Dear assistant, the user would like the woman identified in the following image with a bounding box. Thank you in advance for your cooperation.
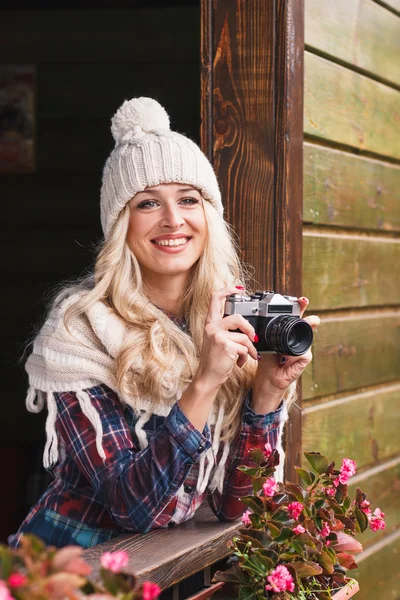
[9,97,319,549]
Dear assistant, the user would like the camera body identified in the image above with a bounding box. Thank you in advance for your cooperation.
[224,290,313,356]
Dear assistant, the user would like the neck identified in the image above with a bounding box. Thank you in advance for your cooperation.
[143,272,188,317]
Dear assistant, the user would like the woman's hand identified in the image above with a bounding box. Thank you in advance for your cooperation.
[251,297,320,413]
[179,285,258,432]
[193,285,259,393]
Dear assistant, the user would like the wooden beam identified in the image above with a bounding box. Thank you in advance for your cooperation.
[83,504,239,590]
[274,0,305,480]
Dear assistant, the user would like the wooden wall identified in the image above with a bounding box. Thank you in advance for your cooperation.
[302,1,400,597]
[1,4,199,541]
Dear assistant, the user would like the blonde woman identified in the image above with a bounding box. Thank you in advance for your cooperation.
[9,98,319,549]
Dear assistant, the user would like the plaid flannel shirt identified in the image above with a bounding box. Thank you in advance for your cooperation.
[9,385,282,549]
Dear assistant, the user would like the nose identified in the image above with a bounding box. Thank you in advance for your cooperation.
[161,203,185,229]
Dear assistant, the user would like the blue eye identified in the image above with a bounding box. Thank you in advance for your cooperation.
[180,197,199,205]
[137,200,159,209]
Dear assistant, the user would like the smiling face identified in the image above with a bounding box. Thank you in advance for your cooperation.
[127,183,208,286]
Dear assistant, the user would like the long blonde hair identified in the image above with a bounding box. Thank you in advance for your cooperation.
[65,199,258,442]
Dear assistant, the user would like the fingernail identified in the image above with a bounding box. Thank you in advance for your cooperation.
[280,356,287,365]
[253,333,259,343]
[299,297,309,303]
[235,285,245,290]
[257,353,261,361]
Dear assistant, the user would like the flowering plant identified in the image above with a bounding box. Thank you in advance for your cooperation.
[0,535,161,600]
[213,446,385,599]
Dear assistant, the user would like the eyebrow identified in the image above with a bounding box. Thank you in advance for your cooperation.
[135,187,200,197]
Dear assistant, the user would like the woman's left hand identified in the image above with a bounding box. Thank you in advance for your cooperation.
[251,297,320,410]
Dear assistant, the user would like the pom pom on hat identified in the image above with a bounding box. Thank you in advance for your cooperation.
[111,97,170,143]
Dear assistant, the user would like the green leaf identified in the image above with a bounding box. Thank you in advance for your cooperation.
[343,495,351,512]
[213,564,248,585]
[252,477,266,494]
[249,448,267,467]
[295,467,315,486]
[243,529,273,547]
[354,505,369,533]
[271,508,289,522]
[284,482,305,502]
[317,549,335,574]
[265,522,280,537]
[304,452,329,475]
[238,585,256,600]
[272,527,293,543]
[239,534,264,549]
[289,561,323,577]
[336,515,356,531]
[240,496,264,515]
[237,466,259,477]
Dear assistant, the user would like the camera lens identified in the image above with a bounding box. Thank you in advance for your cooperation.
[265,316,313,356]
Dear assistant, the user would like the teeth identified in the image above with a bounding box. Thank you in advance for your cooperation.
[154,238,188,246]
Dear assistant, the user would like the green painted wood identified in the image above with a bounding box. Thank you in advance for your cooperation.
[305,0,400,86]
[1,8,199,63]
[37,62,199,120]
[303,143,400,232]
[303,232,400,310]
[348,460,400,547]
[352,533,400,599]
[302,312,400,399]
[303,385,400,469]
[304,52,400,159]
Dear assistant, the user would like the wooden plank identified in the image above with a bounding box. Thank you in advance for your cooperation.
[348,458,400,547]
[1,8,199,63]
[274,0,305,481]
[305,0,400,86]
[303,142,400,232]
[1,174,101,230]
[302,384,400,469]
[37,62,199,120]
[302,312,400,399]
[205,0,276,287]
[303,231,400,310]
[83,504,240,590]
[351,531,400,599]
[304,52,400,159]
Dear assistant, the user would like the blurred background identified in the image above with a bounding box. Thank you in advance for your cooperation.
[1,1,400,598]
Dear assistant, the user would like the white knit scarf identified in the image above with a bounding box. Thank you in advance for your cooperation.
[25,290,289,494]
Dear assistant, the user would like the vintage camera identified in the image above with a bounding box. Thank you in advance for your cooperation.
[224,290,313,356]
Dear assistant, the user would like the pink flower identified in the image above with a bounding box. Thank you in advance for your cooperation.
[241,509,252,526]
[287,501,303,520]
[360,500,371,516]
[263,477,278,497]
[341,458,357,477]
[293,524,305,535]
[265,565,295,593]
[320,524,331,538]
[325,486,336,497]
[369,508,386,532]
[333,458,357,487]
[100,551,129,573]
[0,581,15,600]
[142,581,161,600]
[264,443,272,458]
[7,574,27,588]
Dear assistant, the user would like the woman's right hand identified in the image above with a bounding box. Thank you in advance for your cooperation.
[193,285,258,393]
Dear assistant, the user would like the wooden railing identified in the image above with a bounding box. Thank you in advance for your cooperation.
[83,504,240,599]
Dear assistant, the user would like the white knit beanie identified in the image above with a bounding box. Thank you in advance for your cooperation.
[100,97,223,238]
